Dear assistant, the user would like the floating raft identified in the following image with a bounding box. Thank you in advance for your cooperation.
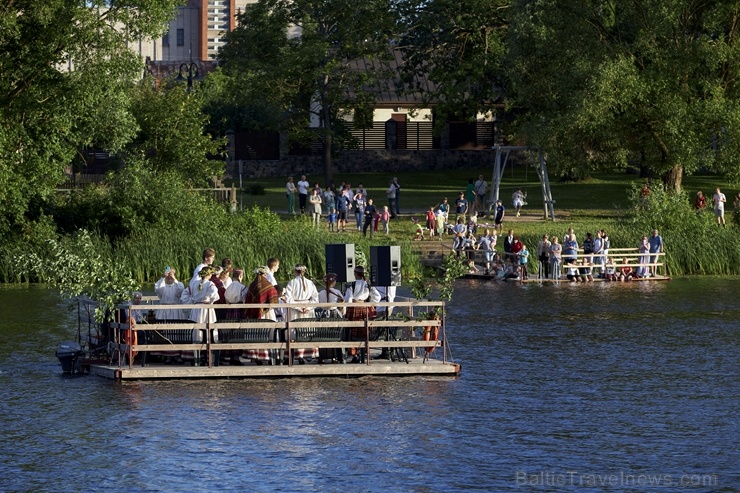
[73,299,461,381]
[89,357,460,380]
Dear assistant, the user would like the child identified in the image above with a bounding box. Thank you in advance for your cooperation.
[518,243,530,280]
[435,209,446,240]
[380,206,391,234]
[425,206,436,239]
[412,217,424,240]
[328,207,338,232]
[467,211,478,234]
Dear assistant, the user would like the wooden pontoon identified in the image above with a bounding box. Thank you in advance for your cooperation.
[461,248,671,282]
[71,298,461,380]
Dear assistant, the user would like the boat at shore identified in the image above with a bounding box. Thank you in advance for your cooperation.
[58,297,461,380]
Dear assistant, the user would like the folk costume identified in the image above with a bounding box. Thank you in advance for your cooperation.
[283,265,320,361]
[242,267,281,364]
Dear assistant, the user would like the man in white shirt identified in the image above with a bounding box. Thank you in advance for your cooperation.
[297,175,310,214]
[713,187,726,226]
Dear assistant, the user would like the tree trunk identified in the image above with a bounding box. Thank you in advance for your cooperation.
[320,89,334,186]
[323,131,333,186]
[662,164,683,192]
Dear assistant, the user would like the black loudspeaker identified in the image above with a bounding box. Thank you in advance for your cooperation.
[325,243,356,283]
[370,246,402,286]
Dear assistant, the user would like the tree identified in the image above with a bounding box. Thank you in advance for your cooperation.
[507,0,740,190]
[395,0,510,123]
[0,0,180,231]
[127,80,225,183]
[219,0,397,185]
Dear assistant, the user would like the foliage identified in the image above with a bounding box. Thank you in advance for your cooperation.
[247,183,266,195]
[44,162,224,239]
[395,0,509,123]
[618,184,740,275]
[218,0,397,184]
[507,0,740,190]
[409,253,467,317]
[17,230,139,322]
[0,0,181,231]
[126,80,226,183]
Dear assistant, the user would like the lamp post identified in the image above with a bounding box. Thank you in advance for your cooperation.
[175,61,199,91]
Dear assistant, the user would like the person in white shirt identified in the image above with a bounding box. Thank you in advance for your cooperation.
[192,247,215,280]
[318,273,345,318]
[713,187,726,225]
[154,268,184,320]
[297,175,310,215]
[283,264,319,320]
[512,188,525,217]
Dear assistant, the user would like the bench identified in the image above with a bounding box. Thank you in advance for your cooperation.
[290,317,347,363]
[216,319,278,365]
[140,319,195,366]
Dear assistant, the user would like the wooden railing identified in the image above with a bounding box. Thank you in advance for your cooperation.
[103,299,448,369]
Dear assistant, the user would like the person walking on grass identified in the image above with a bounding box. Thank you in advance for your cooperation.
[713,187,726,226]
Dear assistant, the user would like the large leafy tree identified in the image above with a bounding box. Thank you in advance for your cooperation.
[507,0,740,190]
[127,81,225,182]
[395,0,510,122]
[218,0,397,185]
[0,0,180,230]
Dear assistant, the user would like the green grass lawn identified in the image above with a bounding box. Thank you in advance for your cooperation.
[228,168,731,220]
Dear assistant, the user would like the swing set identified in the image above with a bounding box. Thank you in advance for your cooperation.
[486,146,556,221]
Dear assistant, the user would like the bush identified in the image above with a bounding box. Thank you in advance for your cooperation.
[247,182,266,195]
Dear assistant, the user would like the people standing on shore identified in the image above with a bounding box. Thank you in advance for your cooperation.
[494,199,505,235]
[455,191,469,223]
[536,234,551,279]
[353,186,367,231]
[503,229,515,262]
[549,236,562,279]
[309,188,323,227]
[380,205,391,234]
[477,228,497,275]
[363,198,377,238]
[297,175,309,215]
[694,191,706,210]
[563,231,578,265]
[285,176,297,214]
[648,229,663,276]
[473,174,488,216]
[386,180,398,219]
[391,177,401,216]
[713,187,726,226]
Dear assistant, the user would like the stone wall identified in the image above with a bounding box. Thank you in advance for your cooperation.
[230,150,498,179]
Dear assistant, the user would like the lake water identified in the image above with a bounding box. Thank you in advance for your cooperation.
[0,279,737,492]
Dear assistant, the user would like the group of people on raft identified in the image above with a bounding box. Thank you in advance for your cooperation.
[128,248,398,365]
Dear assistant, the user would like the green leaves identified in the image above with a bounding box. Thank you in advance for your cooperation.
[508,0,740,189]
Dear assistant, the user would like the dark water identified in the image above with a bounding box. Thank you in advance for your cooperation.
[0,279,737,493]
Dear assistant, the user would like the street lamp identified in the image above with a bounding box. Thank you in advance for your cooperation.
[175,61,200,91]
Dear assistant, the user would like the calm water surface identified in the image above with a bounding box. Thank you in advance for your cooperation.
[0,279,737,492]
